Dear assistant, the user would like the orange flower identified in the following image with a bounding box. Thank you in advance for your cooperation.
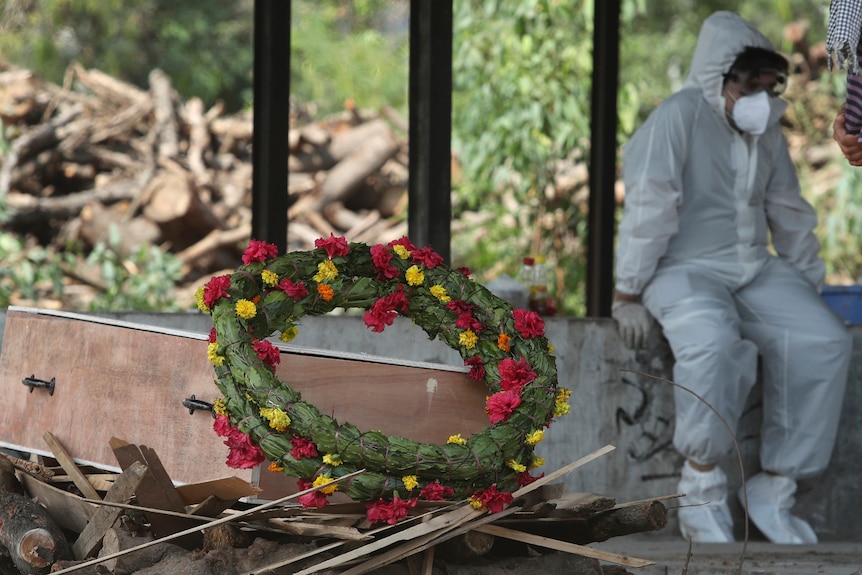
[252,294,261,304]
[317,283,335,302]
[268,461,284,473]
[497,333,511,352]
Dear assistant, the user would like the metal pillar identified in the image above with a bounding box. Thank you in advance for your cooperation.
[251,0,291,253]
[587,0,620,317]
[408,0,453,264]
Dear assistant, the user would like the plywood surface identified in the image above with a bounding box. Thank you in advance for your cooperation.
[0,308,490,493]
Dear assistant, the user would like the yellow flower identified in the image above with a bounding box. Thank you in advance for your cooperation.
[402,475,419,491]
[468,496,484,510]
[554,401,571,417]
[260,407,291,432]
[506,459,527,473]
[261,269,278,287]
[313,475,339,495]
[393,245,410,259]
[213,398,228,417]
[322,453,342,467]
[548,344,555,354]
[235,299,257,319]
[194,285,209,313]
[447,434,467,445]
[405,265,424,286]
[430,285,450,303]
[207,342,225,366]
[530,455,545,469]
[317,283,335,302]
[459,329,477,349]
[280,326,299,342]
[268,461,284,473]
[554,388,572,417]
[525,429,545,446]
[497,333,511,352]
[313,260,339,282]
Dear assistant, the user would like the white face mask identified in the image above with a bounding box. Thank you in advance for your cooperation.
[729,90,771,136]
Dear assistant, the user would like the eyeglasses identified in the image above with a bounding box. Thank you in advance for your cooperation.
[725,68,787,97]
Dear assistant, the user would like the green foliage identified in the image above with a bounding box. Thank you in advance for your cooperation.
[290,1,409,116]
[0,232,67,308]
[84,227,184,312]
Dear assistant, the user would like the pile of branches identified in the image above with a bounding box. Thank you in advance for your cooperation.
[0,62,410,307]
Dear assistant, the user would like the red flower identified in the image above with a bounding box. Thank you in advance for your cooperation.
[497,357,537,392]
[512,308,545,338]
[516,471,544,487]
[446,300,475,316]
[224,429,266,469]
[473,484,513,513]
[242,239,279,264]
[486,390,522,424]
[203,275,231,308]
[290,436,319,460]
[455,312,484,332]
[296,478,329,508]
[363,309,393,333]
[457,266,472,277]
[365,495,418,525]
[464,357,486,381]
[252,339,281,369]
[387,236,417,252]
[419,482,455,501]
[213,414,233,437]
[315,233,350,258]
[208,327,218,343]
[278,278,309,300]
[412,246,444,268]
[370,244,399,279]
[363,286,410,332]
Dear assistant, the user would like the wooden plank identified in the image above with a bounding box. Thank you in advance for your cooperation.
[19,473,96,533]
[0,309,244,485]
[42,431,102,501]
[110,440,202,548]
[0,307,489,498]
[72,461,147,559]
[475,524,654,568]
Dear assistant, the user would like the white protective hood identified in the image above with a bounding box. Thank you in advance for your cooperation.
[614,11,824,297]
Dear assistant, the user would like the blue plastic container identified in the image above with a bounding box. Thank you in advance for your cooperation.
[822,285,862,326]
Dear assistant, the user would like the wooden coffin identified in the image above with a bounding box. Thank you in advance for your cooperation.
[0,306,487,499]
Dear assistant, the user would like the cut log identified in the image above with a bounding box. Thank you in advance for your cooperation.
[313,128,399,210]
[141,165,222,249]
[0,491,73,574]
[148,69,179,160]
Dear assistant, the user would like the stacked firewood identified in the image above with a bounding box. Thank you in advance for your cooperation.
[0,62,410,306]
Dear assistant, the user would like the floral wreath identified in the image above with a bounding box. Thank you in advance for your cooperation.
[196,236,570,525]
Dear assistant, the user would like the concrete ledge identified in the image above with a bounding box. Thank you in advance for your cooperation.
[0,309,858,540]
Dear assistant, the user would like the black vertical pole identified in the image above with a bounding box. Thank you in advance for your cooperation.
[252,0,291,253]
[587,0,620,317]
[408,0,452,264]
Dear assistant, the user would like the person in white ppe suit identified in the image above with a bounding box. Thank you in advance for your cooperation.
[613,11,852,544]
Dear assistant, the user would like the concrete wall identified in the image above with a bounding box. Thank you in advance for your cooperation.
[0,309,858,541]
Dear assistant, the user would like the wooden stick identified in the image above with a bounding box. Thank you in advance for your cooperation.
[42,432,102,501]
[50,468,367,574]
[476,524,654,568]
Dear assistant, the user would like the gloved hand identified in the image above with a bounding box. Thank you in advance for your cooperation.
[611,300,654,349]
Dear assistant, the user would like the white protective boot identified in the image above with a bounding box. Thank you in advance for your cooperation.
[738,472,818,544]
[677,461,735,543]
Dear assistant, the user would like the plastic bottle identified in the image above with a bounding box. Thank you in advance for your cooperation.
[519,257,535,290]
[528,255,549,315]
